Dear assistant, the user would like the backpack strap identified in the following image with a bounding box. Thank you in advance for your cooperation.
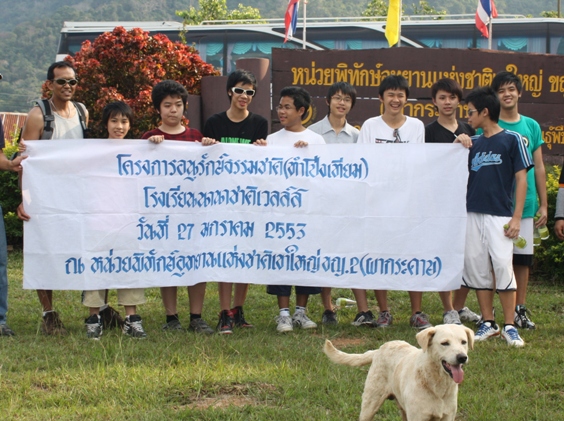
[72,101,89,138]
[34,99,54,140]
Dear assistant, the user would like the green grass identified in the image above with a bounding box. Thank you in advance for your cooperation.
[1,250,564,420]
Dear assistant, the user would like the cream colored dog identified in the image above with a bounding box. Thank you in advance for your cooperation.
[324,324,474,421]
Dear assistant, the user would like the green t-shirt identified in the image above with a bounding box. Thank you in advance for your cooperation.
[498,116,543,218]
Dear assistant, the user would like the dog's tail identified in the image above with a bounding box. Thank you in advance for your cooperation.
[323,339,376,367]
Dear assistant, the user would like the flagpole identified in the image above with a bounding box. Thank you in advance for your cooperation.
[398,0,402,47]
[488,19,492,49]
[303,0,307,49]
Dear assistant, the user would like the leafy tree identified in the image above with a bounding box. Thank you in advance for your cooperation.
[41,27,219,139]
[363,0,445,18]
[541,10,559,17]
[362,0,388,17]
[411,1,446,16]
[176,0,262,25]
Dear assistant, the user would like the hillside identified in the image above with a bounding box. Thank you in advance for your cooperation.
[0,0,559,114]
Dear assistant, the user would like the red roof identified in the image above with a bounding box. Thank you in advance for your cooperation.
[0,112,27,145]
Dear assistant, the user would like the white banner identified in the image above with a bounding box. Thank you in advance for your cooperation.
[22,139,468,291]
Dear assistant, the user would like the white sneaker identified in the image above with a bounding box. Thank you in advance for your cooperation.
[475,321,500,341]
[443,310,462,325]
[458,307,481,323]
[501,325,525,347]
[276,315,293,332]
[292,311,317,329]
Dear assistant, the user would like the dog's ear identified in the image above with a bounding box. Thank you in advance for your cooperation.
[416,327,436,351]
[464,326,475,350]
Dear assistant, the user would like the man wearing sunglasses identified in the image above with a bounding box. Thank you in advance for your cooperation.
[17,61,89,336]
[201,69,268,334]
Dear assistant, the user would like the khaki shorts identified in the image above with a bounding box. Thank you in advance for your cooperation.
[82,289,145,308]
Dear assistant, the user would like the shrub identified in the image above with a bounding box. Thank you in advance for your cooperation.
[41,26,219,139]
[0,129,23,247]
[533,165,564,280]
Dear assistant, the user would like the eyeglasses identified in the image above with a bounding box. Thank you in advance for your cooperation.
[331,95,352,103]
[231,87,255,97]
[467,109,479,116]
[276,105,295,111]
[52,78,78,86]
[393,128,402,143]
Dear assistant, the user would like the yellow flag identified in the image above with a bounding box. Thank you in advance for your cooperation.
[385,0,401,47]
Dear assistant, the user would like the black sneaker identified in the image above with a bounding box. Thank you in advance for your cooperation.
[351,310,376,327]
[231,306,254,328]
[0,324,15,336]
[123,315,147,338]
[514,305,536,330]
[322,309,338,325]
[99,306,125,330]
[162,319,185,332]
[189,318,214,335]
[217,310,234,334]
[85,314,103,340]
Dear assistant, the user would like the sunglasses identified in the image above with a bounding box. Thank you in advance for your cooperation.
[52,78,78,86]
[231,87,255,97]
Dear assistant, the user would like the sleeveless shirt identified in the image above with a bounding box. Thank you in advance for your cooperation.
[52,111,83,140]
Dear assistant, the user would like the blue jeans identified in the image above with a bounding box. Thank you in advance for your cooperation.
[0,206,8,325]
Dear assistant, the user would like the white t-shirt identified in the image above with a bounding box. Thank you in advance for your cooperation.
[357,116,424,144]
[266,128,326,146]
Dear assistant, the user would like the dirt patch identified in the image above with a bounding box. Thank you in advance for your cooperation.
[183,383,277,410]
[188,394,257,410]
[329,338,367,348]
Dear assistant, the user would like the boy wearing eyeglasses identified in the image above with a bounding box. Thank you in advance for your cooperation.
[17,61,89,336]
[266,86,325,333]
[141,80,214,335]
[357,75,431,330]
[201,69,268,334]
[309,82,374,327]
[456,86,531,347]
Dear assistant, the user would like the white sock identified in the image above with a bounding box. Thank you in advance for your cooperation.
[279,308,290,317]
[295,306,306,314]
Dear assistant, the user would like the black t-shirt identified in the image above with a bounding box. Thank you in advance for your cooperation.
[425,120,475,143]
[203,111,268,144]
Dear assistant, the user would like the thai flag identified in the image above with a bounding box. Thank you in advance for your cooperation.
[284,0,299,43]
[476,0,498,38]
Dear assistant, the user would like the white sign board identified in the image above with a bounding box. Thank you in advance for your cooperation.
[22,139,468,291]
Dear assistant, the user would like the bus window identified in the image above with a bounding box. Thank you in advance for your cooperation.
[493,22,547,53]
[548,22,564,54]
[401,24,475,49]
[226,30,299,74]
[303,27,389,50]
[186,31,225,73]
